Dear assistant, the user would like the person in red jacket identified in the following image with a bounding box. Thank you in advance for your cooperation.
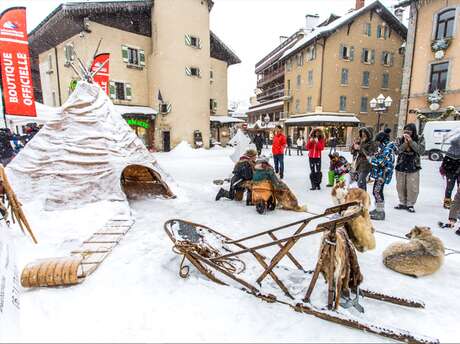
[306,128,326,190]
[272,125,287,179]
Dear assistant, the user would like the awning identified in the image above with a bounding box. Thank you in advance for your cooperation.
[114,105,157,119]
[210,115,245,124]
[285,113,361,127]
[247,119,277,130]
[248,100,284,113]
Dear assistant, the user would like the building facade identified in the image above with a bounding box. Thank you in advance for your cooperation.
[397,0,460,131]
[281,1,407,143]
[29,0,240,151]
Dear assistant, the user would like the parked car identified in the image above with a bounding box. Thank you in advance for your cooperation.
[422,121,460,161]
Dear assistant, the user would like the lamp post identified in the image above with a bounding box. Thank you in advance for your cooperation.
[369,94,392,132]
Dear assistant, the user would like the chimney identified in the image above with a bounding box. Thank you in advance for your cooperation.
[305,14,319,32]
[279,36,288,44]
[355,0,365,10]
[394,8,404,22]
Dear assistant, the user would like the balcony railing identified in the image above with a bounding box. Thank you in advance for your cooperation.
[257,84,284,102]
[257,69,284,87]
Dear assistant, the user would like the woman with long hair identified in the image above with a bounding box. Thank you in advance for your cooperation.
[306,128,325,190]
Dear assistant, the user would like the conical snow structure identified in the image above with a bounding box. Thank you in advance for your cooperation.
[6,81,174,209]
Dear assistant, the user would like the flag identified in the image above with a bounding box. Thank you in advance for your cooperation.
[90,53,110,95]
[0,7,36,116]
[158,90,164,103]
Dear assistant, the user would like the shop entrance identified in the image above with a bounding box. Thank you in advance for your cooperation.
[163,131,171,152]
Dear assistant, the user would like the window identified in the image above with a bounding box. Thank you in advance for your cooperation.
[360,96,368,113]
[109,81,132,101]
[362,71,370,87]
[296,53,303,66]
[186,66,201,77]
[339,44,354,60]
[295,99,300,113]
[296,74,301,88]
[341,68,349,85]
[361,48,375,64]
[185,34,201,48]
[307,96,313,112]
[382,73,390,89]
[339,96,347,112]
[377,24,389,39]
[435,9,456,40]
[121,45,145,67]
[382,51,393,66]
[286,58,292,71]
[363,23,371,36]
[307,70,313,86]
[429,62,449,92]
[64,43,74,66]
[287,79,291,95]
[46,54,53,74]
[306,46,316,61]
[210,70,214,82]
[210,98,217,113]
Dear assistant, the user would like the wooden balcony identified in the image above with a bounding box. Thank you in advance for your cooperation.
[257,69,284,87]
[257,84,284,102]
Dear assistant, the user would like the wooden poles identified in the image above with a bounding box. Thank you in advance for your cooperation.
[0,164,37,244]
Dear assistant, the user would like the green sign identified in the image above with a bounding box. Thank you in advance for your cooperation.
[127,118,150,129]
[69,79,77,91]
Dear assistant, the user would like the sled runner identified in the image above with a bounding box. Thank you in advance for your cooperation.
[164,202,438,344]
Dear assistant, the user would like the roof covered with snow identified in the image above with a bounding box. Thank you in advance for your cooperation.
[281,1,407,62]
[114,105,158,117]
[210,116,244,124]
[285,113,360,126]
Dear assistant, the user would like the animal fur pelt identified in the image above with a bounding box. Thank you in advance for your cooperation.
[383,226,445,277]
[274,181,307,212]
[331,181,371,210]
[343,206,376,252]
[320,227,363,300]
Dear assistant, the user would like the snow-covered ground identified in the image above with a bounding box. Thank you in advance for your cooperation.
[6,145,460,343]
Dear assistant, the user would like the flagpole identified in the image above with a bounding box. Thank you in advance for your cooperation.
[0,68,8,129]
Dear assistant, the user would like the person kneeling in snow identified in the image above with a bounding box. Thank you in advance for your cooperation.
[215,149,257,205]
[253,156,307,212]
[326,152,351,187]
[369,131,397,221]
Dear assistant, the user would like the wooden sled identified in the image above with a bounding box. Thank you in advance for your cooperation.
[164,202,438,344]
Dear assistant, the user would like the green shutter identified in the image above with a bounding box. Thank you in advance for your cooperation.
[371,49,375,64]
[121,45,129,63]
[184,34,192,46]
[381,51,385,65]
[109,81,116,99]
[377,25,382,38]
[125,83,132,100]
[349,46,354,61]
[339,44,344,59]
[361,48,365,63]
[139,49,145,66]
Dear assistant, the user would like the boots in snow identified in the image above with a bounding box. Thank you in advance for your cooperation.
[443,198,452,209]
[215,188,229,201]
[370,203,385,221]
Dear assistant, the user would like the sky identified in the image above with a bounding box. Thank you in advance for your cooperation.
[0,0,402,109]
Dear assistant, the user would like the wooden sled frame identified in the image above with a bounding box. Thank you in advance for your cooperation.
[164,202,439,344]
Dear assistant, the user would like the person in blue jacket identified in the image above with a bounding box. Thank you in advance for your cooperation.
[369,130,398,221]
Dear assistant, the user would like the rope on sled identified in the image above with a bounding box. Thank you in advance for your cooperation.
[172,241,246,277]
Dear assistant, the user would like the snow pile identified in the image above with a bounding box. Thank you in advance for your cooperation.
[5,81,171,210]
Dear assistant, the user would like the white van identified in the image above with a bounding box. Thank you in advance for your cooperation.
[422,121,460,161]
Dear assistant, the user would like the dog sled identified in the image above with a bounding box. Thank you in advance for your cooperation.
[164,202,438,344]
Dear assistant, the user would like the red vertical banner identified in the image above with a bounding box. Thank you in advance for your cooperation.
[90,53,110,95]
[0,7,36,116]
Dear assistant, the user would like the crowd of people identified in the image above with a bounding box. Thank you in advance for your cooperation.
[0,124,40,166]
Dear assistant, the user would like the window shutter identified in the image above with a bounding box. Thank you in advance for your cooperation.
[184,34,192,46]
[166,103,172,113]
[388,28,392,38]
[197,68,201,77]
[109,81,116,99]
[339,44,343,59]
[371,49,375,64]
[361,49,365,63]
[381,52,385,65]
[185,67,192,76]
[367,23,371,36]
[390,53,394,66]
[349,46,354,61]
[197,37,202,49]
[125,83,132,100]
[377,25,381,38]
[121,45,129,63]
[139,49,145,66]
[312,46,316,60]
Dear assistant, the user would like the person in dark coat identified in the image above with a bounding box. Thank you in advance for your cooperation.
[394,123,425,213]
[285,135,292,156]
[215,149,257,204]
[0,128,15,166]
[306,128,326,190]
[350,127,377,191]
[253,132,264,156]
[440,135,460,209]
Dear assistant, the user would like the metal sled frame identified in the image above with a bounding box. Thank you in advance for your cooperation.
[164,202,438,344]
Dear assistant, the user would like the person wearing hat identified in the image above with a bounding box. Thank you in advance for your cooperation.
[440,134,460,209]
[369,130,397,220]
[215,149,257,204]
[350,127,377,191]
[394,123,425,213]
[252,156,285,190]
[326,152,350,187]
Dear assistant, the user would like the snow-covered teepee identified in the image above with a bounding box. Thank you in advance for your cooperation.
[6,81,174,209]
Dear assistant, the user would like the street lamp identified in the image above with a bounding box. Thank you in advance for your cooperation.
[370,94,392,131]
